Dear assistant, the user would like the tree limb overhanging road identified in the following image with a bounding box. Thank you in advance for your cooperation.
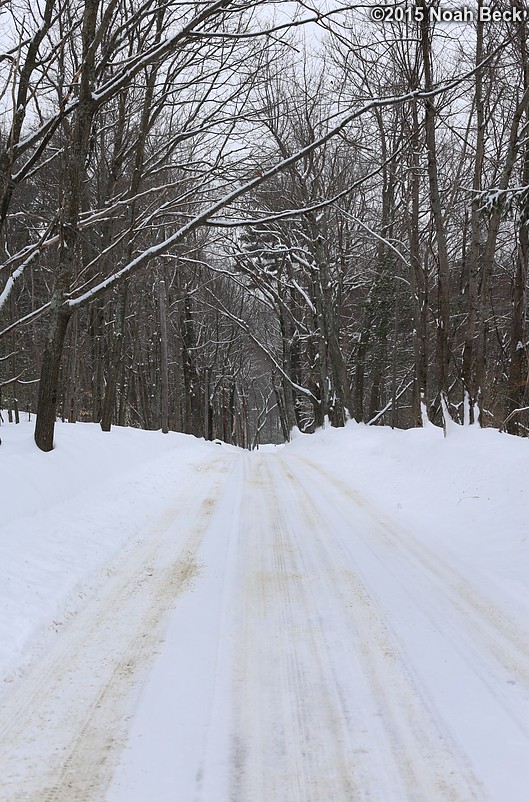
[1,447,529,802]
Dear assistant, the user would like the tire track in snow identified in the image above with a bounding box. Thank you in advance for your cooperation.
[228,454,482,802]
[283,454,529,801]
[229,456,362,802]
[274,456,483,802]
[0,453,234,802]
[289,455,529,703]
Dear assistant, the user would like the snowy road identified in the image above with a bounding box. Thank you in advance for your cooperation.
[2,447,529,801]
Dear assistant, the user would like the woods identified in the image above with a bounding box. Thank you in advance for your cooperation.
[1,0,528,449]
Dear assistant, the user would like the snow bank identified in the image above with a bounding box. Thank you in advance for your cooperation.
[1,412,194,526]
[284,420,529,621]
[0,415,230,685]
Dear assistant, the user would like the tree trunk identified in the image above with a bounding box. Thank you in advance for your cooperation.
[461,3,484,419]
[34,306,71,451]
[505,14,529,433]
[34,0,99,451]
[159,278,169,434]
[506,241,529,433]
[420,5,452,406]
[407,98,429,425]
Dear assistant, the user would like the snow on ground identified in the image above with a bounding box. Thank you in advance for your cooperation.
[287,419,529,626]
[0,413,235,683]
[292,420,527,556]
[0,415,528,801]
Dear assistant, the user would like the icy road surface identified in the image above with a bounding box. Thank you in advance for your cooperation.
[2,449,529,802]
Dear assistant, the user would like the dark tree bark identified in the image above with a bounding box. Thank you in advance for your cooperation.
[419,2,452,409]
[158,278,169,434]
[408,99,429,424]
[35,0,100,451]
[462,5,485,422]
[506,12,529,432]
[34,306,72,450]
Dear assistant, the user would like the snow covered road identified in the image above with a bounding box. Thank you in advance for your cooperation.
[2,437,529,801]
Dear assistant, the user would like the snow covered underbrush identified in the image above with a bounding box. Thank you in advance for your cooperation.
[0,415,232,687]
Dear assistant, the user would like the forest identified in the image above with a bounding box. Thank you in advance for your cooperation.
[0,0,528,450]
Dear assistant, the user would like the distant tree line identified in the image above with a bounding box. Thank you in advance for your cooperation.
[0,0,528,449]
